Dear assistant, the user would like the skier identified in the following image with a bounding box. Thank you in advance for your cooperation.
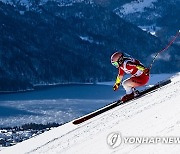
[111,52,150,102]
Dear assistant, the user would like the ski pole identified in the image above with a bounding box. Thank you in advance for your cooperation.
[149,30,180,71]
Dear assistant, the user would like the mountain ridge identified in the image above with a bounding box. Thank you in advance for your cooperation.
[0,1,179,91]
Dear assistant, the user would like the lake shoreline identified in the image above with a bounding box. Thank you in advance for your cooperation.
[0,82,102,95]
[0,73,175,95]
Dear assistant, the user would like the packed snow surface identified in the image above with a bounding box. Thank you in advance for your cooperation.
[1,73,180,154]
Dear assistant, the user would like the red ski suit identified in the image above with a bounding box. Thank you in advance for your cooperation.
[118,58,149,94]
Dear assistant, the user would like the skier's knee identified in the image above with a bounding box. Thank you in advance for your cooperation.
[122,80,133,94]
[122,80,127,88]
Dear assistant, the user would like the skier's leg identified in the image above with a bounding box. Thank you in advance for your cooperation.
[122,74,149,94]
[121,74,149,102]
[131,74,149,88]
[122,78,134,94]
[121,79,135,102]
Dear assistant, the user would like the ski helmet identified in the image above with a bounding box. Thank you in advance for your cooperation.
[111,52,124,68]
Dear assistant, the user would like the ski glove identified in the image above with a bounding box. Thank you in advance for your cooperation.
[113,83,120,91]
[113,76,121,91]
[144,68,150,75]
[136,65,146,71]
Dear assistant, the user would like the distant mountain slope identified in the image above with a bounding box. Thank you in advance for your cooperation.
[0,1,179,91]
[113,0,180,40]
[1,0,179,38]
[1,73,180,154]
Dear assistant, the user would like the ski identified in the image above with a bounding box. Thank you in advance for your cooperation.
[73,79,171,125]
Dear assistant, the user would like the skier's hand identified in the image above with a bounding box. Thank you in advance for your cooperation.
[144,68,150,75]
[113,83,120,91]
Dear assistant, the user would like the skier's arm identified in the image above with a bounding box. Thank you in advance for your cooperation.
[128,61,145,70]
[115,75,123,85]
[136,64,145,71]
[128,61,149,75]
[113,68,124,91]
[136,64,150,75]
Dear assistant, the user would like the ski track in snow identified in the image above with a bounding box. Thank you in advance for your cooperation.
[1,73,180,154]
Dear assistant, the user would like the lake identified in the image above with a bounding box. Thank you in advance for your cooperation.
[0,74,173,127]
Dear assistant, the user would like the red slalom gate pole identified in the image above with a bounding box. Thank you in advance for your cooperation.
[149,30,180,71]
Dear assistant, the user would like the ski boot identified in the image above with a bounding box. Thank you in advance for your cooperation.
[121,88,139,103]
[121,92,134,103]
[133,88,140,96]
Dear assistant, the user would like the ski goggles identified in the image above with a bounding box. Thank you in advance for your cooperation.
[111,61,119,68]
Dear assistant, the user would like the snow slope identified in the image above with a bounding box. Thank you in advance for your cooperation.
[119,0,157,15]
[1,73,180,154]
